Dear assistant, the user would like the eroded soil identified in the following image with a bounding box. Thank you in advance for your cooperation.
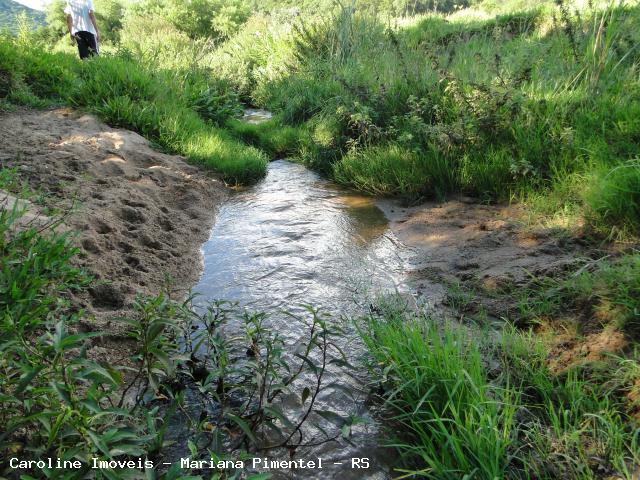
[0,108,227,347]
[382,198,634,371]
[382,199,583,291]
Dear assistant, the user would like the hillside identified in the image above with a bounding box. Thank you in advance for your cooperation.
[0,0,45,31]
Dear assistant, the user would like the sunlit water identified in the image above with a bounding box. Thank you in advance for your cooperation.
[187,112,416,479]
[197,160,407,328]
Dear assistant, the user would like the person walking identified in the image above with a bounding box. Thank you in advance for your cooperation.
[65,0,100,59]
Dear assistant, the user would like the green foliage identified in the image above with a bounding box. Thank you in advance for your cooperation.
[333,144,457,199]
[0,37,267,184]
[357,299,640,478]
[44,0,67,38]
[94,0,125,44]
[203,0,640,236]
[190,81,243,126]
[226,117,307,158]
[0,206,153,478]
[517,252,640,337]
[129,0,251,42]
[584,160,640,238]
[357,301,517,478]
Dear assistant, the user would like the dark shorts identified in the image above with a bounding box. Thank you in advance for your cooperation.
[75,31,98,60]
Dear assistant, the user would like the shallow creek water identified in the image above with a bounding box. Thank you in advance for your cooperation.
[190,112,416,479]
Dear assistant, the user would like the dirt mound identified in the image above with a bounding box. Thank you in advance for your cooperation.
[381,198,584,303]
[0,108,227,331]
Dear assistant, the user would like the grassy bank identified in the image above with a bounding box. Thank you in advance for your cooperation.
[211,0,640,237]
[0,35,267,185]
[358,293,640,478]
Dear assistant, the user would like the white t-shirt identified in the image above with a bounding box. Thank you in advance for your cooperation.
[64,0,97,36]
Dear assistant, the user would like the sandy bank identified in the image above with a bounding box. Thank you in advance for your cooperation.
[0,108,227,334]
[381,198,585,307]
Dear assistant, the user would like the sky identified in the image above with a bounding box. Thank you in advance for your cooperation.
[13,0,50,11]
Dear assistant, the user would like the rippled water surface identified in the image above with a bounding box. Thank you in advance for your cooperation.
[197,160,407,326]
[192,118,412,478]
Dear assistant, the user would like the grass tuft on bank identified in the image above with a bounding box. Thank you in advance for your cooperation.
[0,36,267,185]
[358,298,640,479]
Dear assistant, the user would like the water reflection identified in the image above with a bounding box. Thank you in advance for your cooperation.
[242,109,273,124]
[194,160,408,479]
[196,160,406,322]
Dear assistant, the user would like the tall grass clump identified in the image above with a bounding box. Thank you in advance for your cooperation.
[0,35,267,184]
[357,303,518,478]
[357,300,640,478]
[333,144,459,198]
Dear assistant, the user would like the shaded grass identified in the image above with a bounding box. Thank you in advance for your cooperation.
[225,117,307,158]
[584,160,640,239]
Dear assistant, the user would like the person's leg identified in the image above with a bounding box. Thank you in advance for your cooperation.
[75,33,90,59]
[76,31,98,59]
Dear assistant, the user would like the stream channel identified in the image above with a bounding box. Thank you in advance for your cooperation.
[185,110,421,479]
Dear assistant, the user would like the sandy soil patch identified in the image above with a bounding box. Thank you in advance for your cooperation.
[0,108,227,339]
[381,198,584,301]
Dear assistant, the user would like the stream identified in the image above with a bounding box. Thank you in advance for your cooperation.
[190,111,416,478]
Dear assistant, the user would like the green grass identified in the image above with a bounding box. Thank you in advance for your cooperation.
[333,144,458,199]
[584,160,640,239]
[516,251,640,336]
[357,300,640,478]
[0,36,267,185]
[208,0,640,237]
[358,304,517,478]
[226,116,307,158]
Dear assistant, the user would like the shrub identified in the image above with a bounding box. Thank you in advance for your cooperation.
[583,160,640,237]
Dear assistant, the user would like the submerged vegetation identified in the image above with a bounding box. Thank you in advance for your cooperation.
[0,202,357,479]
[1,0,640,478]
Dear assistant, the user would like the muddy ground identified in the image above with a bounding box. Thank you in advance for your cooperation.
[0,108,227,353]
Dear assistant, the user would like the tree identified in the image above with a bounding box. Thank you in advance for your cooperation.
[44,0,124,45]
